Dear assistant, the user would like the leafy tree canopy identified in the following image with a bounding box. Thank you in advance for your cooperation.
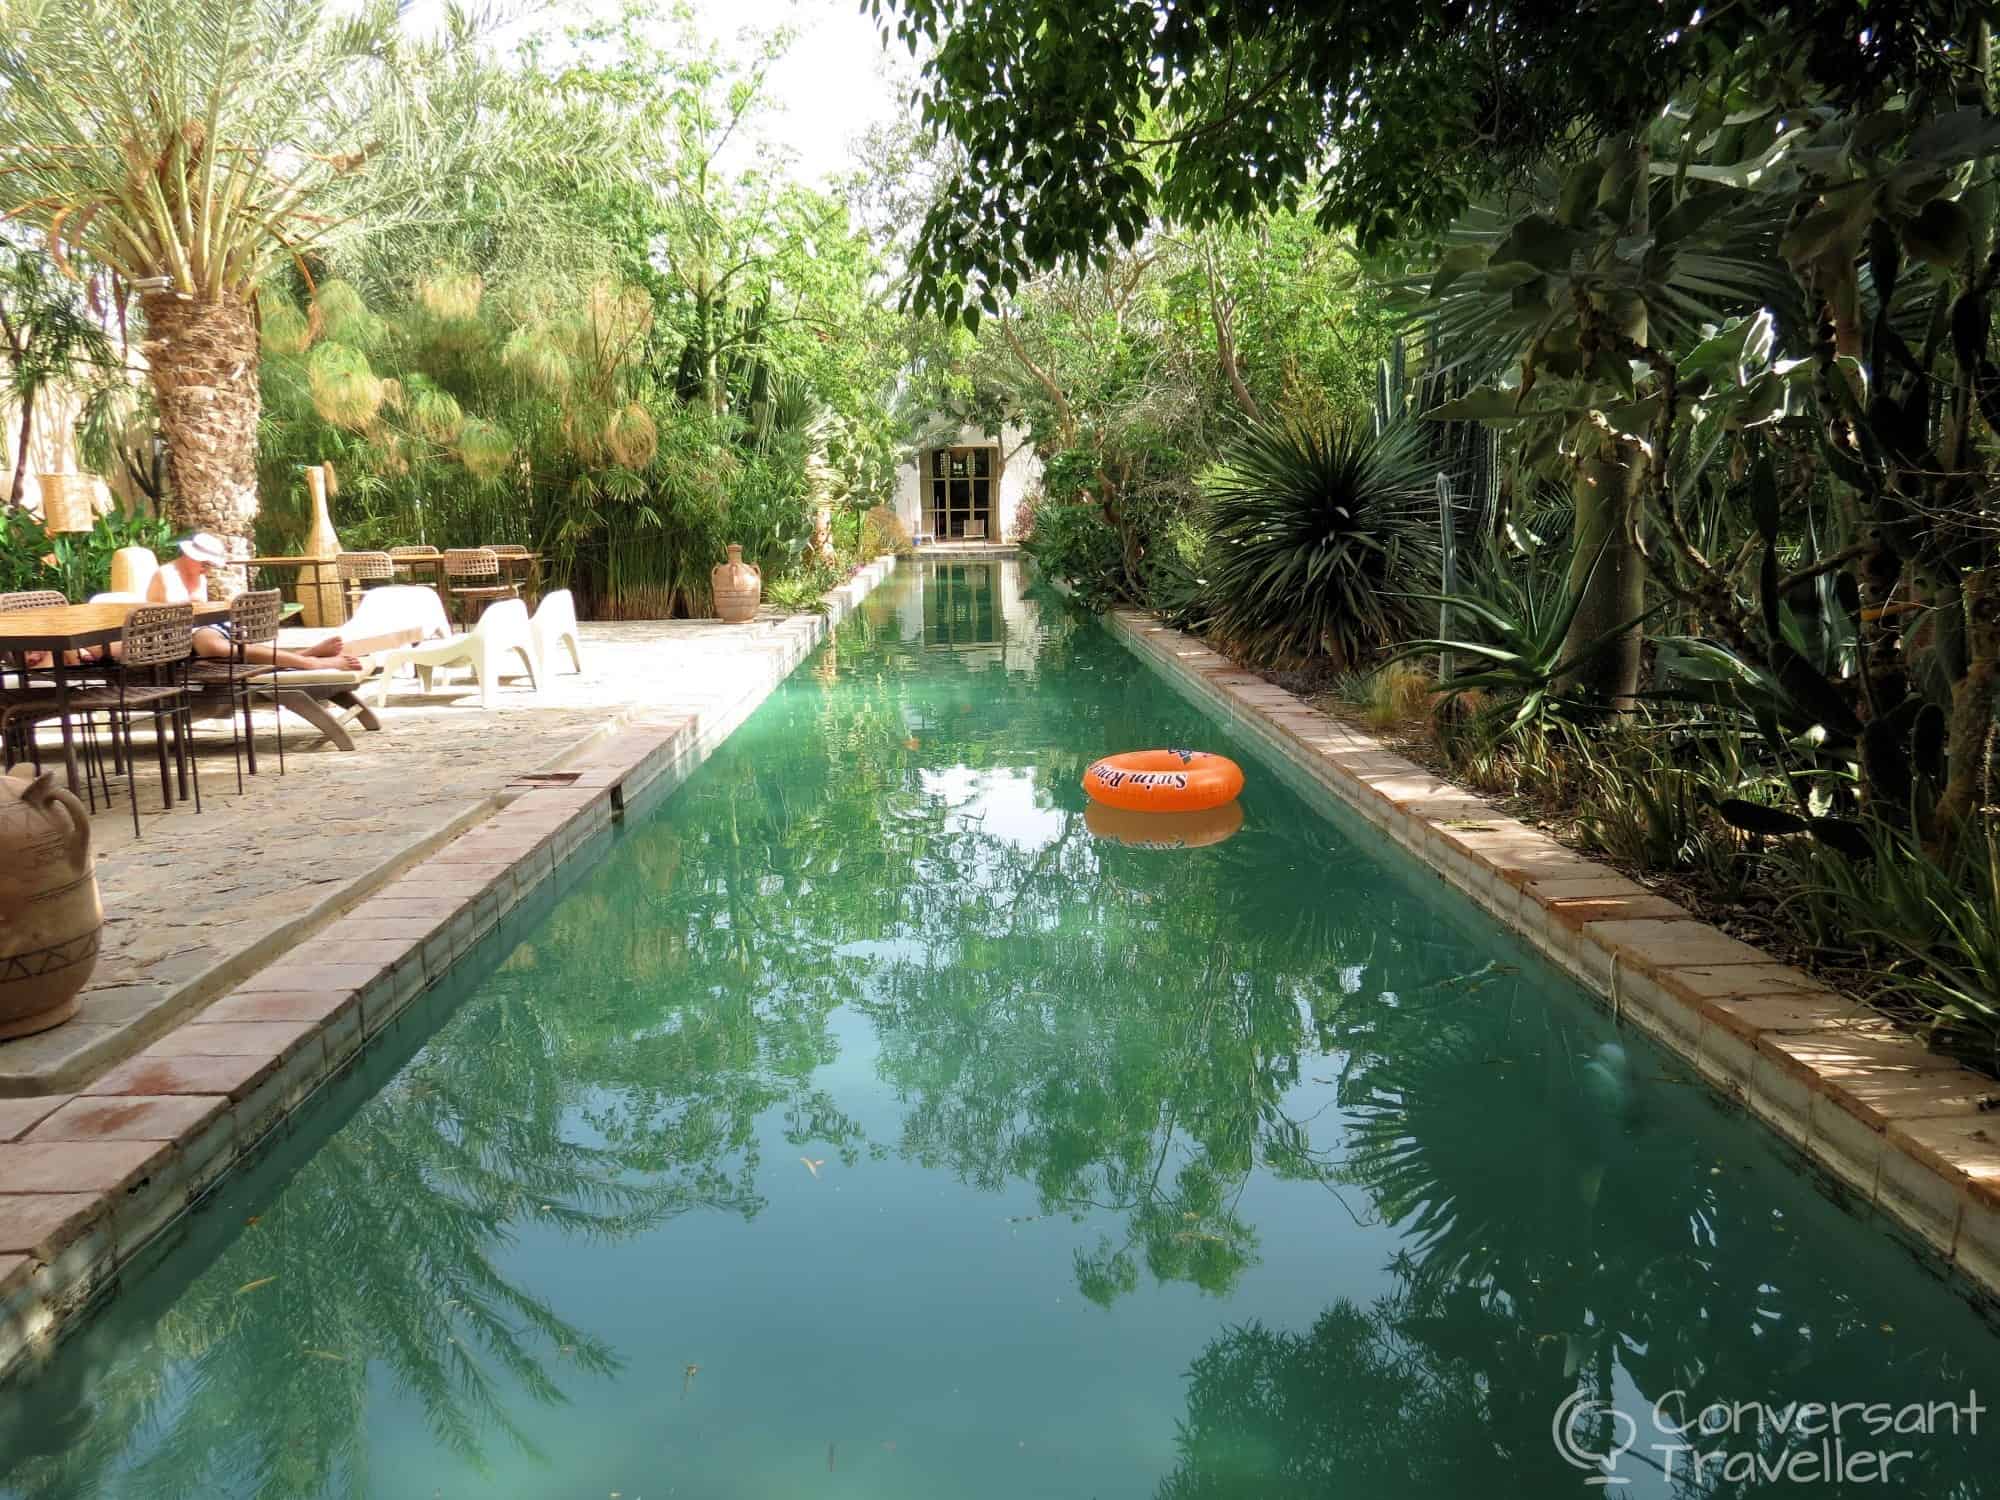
[877,0,1989,320]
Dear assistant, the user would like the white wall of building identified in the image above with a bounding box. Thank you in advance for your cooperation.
[893,421,1042,542]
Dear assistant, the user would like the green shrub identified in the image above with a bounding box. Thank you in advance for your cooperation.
[1,504,172,601]
[0,507,53,594]
[764,555,849,612]
[1020,499,1128,608]
[1197,418,1439,667]
[859,503,912,557]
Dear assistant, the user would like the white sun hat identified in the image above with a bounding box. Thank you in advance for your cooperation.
[178,532,230,566]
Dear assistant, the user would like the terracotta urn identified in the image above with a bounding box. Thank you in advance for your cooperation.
[0,766,101,1040]
[712,543,762,623]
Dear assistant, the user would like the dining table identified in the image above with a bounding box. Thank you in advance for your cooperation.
[0,600,231,796]
[386,551,544,609]
[248,555,344,627]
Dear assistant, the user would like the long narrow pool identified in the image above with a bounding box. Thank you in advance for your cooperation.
[3,561,1997,1497]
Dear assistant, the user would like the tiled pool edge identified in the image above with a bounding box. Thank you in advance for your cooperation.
[1096,603,2000,1302]
[0,556,898,1382]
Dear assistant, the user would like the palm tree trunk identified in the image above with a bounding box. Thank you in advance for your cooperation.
[1,309,27,510]
[1561,437,1648,706]
[140,290,261,588]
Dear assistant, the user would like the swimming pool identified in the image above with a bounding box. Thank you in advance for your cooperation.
[2,560,1995,1497]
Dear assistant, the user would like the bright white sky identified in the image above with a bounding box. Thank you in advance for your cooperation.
[409,0,910,185]
[687,0,909,183]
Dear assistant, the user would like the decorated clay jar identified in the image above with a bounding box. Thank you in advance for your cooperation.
[0,766,101,1039]
[711,544,762,623]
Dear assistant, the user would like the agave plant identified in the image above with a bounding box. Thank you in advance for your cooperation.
[1198,418,1441,667]
[1387,541,1658,733]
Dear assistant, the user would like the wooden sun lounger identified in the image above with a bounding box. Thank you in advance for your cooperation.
[188,627,422,752]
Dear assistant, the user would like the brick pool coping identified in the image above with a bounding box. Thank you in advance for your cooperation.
[1100,607,2000,1303]
[0,556,899,1382]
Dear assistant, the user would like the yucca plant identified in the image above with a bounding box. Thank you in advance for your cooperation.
[1199,418,1440,667]
[0,0,482,559]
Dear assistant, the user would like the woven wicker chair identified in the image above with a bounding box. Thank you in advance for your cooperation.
[186,588,284,790]
[336,550,395,614]
[0,591,81,706]
[442,547,517,626]
[482,543,538,606]
[0,591,68,612]
[0,603,198,835]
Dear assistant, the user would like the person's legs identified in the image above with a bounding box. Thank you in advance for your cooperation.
[242,640,363,673]
[196,627,360,673]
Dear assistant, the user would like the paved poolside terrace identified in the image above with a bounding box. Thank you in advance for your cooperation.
[0,567,894,1097]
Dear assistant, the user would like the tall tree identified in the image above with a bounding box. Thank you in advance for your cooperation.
[880,0,1982,319]
[0,0,486,572]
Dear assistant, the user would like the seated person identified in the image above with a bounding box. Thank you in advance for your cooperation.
[149,532,364,672]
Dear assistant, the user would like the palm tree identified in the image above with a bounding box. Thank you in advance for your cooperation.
[0,0,461,566]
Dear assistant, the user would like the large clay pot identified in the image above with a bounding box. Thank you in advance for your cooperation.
[0,766,101,1040]
[711,543,762,623]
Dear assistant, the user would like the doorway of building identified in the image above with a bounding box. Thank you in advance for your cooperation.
[927,446,995,540]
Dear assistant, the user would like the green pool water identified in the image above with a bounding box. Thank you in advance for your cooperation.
[4,561,1997,1498]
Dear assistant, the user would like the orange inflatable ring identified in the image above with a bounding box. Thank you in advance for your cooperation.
[1083,749,1244,813]
[1085,800,1243,850]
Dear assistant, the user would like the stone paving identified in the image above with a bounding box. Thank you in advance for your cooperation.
[0,608,842,1094]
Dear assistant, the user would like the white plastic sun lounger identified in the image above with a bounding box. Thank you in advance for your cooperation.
[372,598,541,710]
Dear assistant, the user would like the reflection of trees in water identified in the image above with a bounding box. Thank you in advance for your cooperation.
[844,640,1455,1305]
[0,984,705,1500]
[9,579,1994,1500]
[1157,973,2000,1498]
[0,679,902,1498]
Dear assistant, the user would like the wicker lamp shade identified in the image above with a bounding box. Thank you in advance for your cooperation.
[39,473,96,533]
